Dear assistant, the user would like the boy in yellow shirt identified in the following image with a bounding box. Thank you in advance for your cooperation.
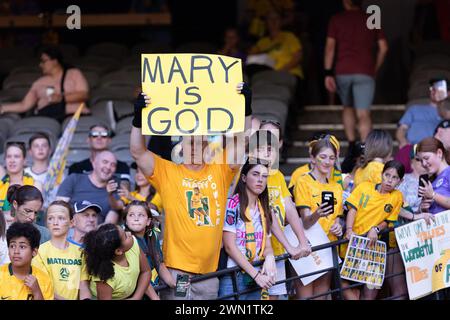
[0,222,54,300]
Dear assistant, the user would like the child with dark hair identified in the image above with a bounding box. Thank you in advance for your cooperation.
[0,222,54,300]
[219,158,276,300]
[32,200,89,300]
[124,200,175,300]
[8,184,50,244]
[84,223,151,300]
[343,160,405,300]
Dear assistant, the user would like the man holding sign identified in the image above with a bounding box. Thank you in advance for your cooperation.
[130,54,253,300]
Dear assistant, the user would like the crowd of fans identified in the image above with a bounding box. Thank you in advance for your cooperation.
[0,0,450,302]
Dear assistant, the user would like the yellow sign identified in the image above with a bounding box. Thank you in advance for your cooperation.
[141,54,245,136]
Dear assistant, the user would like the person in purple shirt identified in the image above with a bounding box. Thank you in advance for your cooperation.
[417,137,450,214]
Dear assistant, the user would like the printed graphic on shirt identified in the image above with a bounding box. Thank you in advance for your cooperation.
[185,182,214,227]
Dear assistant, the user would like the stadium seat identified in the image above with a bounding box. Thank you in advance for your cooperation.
[66,148,91,166]
[10,65,41,75]
[56,43,80,61]
[131,42,172,55]
[12,117,61,138]
[86,42,129,62]
[252,83,292,105]
[115,116,133,135]
[2,72,40,90]
[0,87,30,103]
[99,70,140,89]
[111,133,130,152]
[82,71,100,90]
[62,116,109,134]
[68,132,90,149]
[114,148,134,165]
[251,70,297,94]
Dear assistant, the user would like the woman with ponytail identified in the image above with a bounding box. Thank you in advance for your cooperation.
[219,157,276,300]
[83,223,151,300]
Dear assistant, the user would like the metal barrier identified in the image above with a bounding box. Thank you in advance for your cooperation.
[153,223,443,300]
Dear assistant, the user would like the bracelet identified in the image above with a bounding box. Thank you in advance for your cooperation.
[253,270,261,280]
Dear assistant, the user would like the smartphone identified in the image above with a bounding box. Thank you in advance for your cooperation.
[321,191,334,214]
[175,274,189,297]
[418,174,430,196]
[433,80,448,102]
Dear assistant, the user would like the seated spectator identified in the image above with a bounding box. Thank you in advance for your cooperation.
[7,185,50,244]
[57,150,118,224]
[24,132,52,186]
[248,11,303,80]
[67,200,100,248]
[0,222,54,300]
[124,201,175,300]
[218,27,247,63]
[396,78,449,149]
[84,223,151,300]
[0,46,90,122]
[32,200,89,300]
[68,124,130,186]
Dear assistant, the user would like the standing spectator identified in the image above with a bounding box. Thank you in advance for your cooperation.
[0,46,90,122]
[32,200,89,300]
[68,124,131,185]
[353,130,393,187]
[8,185,50,244]
[84,223,151,300]
[57,150,118,224]
[130,83,251,300]
[251,125,311,300]
[344,161,405,300]
[124,200,175,300]
[219,158,276,300]
[66,200,100,248]
[0,222,54,300]
[417,137,450,214]
[293,136,344,299]
[324,0,388,146]
[218,27,247,63]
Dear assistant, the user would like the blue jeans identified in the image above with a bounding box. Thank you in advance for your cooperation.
[218,272,262,300]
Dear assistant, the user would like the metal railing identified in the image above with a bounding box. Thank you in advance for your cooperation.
[153,222,444,300]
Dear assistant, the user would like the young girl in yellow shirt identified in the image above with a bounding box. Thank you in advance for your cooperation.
[293,136,344,299]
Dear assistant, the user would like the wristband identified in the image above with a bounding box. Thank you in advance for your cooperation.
[241,83,253,116]
[373,226,380,234]
[132,93,145,128]
[253,270,261,280]
[324,69,334,77]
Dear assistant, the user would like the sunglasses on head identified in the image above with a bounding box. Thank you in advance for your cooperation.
[89,131,109,138]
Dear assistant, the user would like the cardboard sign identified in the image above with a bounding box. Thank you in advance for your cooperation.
[395,210,450,299]
[141,54,245,136]
[284,223,335,286]
[340,235,387,288]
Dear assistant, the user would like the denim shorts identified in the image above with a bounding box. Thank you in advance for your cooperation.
[218,272,262,300]
[336,74,375,109]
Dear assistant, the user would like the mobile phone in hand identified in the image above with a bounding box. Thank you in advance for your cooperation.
[175,274,189,297]
[321,191,334,214]
[418,174,430,196]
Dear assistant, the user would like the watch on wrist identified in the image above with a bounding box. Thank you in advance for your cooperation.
[373,226,380,234]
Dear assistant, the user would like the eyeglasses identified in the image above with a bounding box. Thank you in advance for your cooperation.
[89,131,109,138]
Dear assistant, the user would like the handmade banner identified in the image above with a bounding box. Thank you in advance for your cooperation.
[340,235,386,288]
[141,54,244,136]
[395,210,450,300]
[284,223,335,286]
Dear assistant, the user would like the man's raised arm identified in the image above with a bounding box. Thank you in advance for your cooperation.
[130,93,156,177]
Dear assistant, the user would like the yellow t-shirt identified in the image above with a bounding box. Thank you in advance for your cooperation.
[294,172,343,241]
[123,190,163,212]
[32,241,87,300]
[289,164,343,189]
[268,169,291,256]
[0,173,35,209]
[0,263,54,300]
[254,31,304,78]
[354,161,384,187]
[148,155,237,274]
[90,236,141,300]
[345,182,402,236]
